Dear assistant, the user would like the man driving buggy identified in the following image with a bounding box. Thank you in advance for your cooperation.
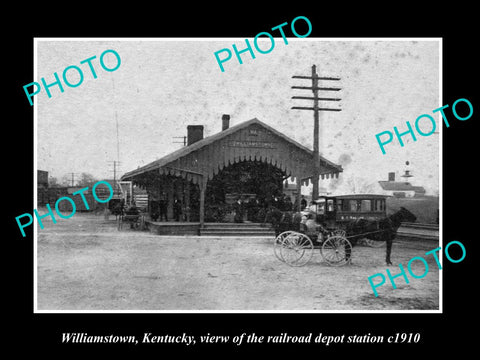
[301,210,327,241]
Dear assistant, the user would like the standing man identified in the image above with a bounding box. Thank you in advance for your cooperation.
[150,200,160,222]
[271,195,279,210]
[159,192,168,222]
[233,197,244,223]
[284,196,293,211]
[173,196,182,222]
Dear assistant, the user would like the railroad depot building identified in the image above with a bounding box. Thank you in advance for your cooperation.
[121,115,342,234]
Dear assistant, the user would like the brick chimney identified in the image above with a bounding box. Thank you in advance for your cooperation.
[187,125,204,146]
[222,114,230,131]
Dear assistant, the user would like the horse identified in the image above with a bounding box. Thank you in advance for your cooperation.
[344,207,417,265]
[270,206,417,265]
[266,208,302,236]
[109,199,125,220]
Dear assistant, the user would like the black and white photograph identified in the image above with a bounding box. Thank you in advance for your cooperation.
[8,8,476,355]
[33,38,440,312]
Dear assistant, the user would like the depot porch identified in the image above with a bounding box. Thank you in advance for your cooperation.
[121,116,342,235]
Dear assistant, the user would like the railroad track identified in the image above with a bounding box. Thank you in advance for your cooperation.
[397,222,439,241]
[401,222,439,230]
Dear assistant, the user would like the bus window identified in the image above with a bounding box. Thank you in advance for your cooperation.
[327,199,334,212]
[316,202,325,214]
[350,200,357,212]
[337,199,343,212]
[361,200,371,212]
[374,199,385,211]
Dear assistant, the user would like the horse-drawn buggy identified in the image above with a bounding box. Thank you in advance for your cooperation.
[110,198,145,230]
[273,194,416,267]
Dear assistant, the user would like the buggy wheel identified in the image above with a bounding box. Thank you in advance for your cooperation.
[321,235,352,266]
[364,238,385,247]
[274,231,296,261]
[279,232,314,267]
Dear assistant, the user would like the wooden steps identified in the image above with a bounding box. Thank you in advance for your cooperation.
[200,222,275,237]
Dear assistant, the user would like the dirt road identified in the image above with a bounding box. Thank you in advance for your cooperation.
[36,213,440,311]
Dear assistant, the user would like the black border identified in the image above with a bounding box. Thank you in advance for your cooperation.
[8,7,477,355]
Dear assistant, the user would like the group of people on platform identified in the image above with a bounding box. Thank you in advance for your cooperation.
[150,195,183,222]
[148,192,310,224]
[233,194,308,223]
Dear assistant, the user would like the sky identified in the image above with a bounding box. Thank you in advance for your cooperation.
[35,38,440,195]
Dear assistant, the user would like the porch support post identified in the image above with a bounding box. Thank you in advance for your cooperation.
[199,176,207,229]
[185,180,191,222]
[296,176,302,212]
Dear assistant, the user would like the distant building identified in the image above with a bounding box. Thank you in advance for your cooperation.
[378,171,426,198]
[37,170,49,206]
[122,116,342,229]
[283,181,328,203]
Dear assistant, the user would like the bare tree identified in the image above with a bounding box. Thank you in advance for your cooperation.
[77,173,98,187]
[59,174,73,187]
[48,176,59,187]
[343,176,377,194]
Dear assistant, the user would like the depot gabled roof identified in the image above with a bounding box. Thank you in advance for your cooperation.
[122,118,342,182]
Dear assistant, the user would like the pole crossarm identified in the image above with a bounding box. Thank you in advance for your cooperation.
[291,106,341,111]
[292,96,341,101]
[291,86,342,91]
[292,75,341,81]
[291,65,342,200]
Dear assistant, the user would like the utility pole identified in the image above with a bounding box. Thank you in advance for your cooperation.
[107,160,122,186]
[291,65,341,200]
[67,172,81,187]
[107,160,122,201]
